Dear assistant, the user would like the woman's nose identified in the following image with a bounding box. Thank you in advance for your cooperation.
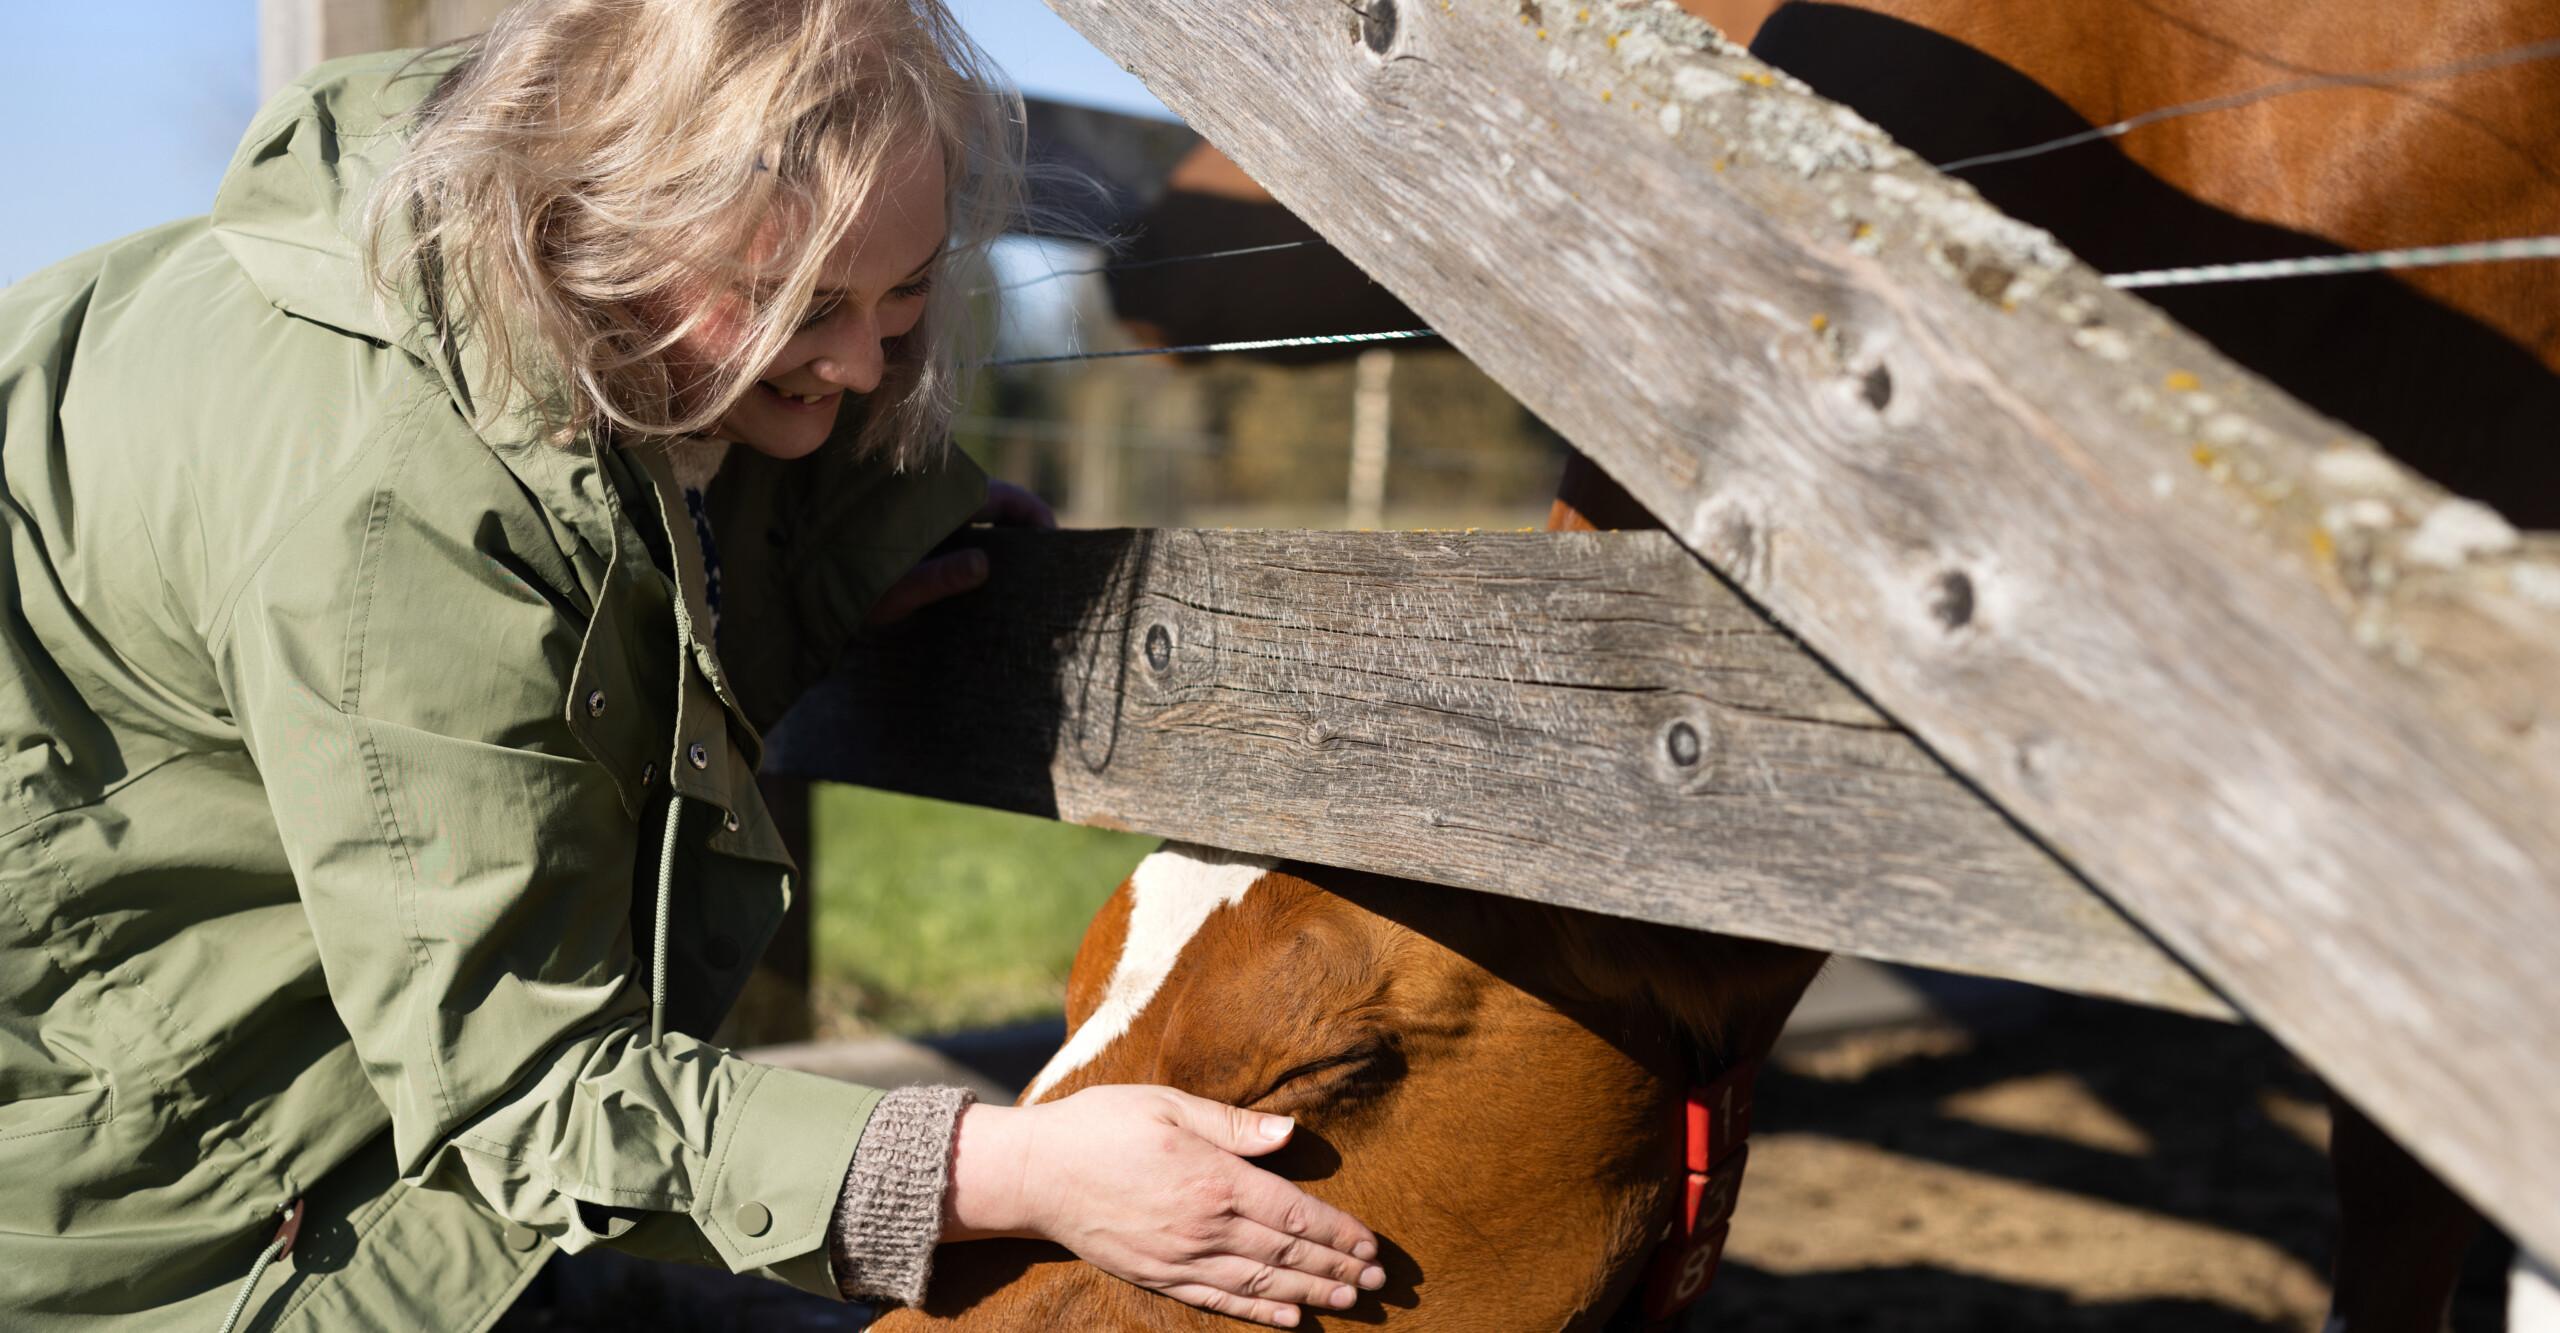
[809,312,887,395]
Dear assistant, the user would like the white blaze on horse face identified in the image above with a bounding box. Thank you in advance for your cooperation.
[1020,844,1277,1104]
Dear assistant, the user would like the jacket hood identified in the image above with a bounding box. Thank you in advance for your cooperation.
[210,45,466,352]
[207,43,626,557]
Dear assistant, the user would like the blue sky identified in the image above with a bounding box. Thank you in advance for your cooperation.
[0,0,1171,286]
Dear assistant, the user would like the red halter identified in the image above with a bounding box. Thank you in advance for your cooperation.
[1634,1059,1757,1328]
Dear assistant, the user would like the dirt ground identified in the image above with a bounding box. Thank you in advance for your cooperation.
[1705,996,2518,1333]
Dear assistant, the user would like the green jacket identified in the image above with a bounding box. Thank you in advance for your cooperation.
[0,45,986,1329]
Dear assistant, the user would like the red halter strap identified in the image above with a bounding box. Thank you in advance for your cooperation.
[1634,1059,1758,1329]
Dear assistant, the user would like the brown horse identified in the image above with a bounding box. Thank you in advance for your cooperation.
[1749,0,2560,527]
[875,851,1823,1331]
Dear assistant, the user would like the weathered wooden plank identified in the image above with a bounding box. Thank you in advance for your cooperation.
[1039,0,2560,1257]
[771,528,2227,1018]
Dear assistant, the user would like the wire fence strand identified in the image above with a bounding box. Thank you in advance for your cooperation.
[2105,235,2560,290]
[1935,34,2560,173]
[982,239,1322,294]
[982,327,1439,368]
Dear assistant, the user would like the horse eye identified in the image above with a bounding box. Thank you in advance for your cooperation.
[1261,1040,1390,1103]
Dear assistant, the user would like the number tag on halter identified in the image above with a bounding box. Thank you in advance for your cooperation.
[1639,1144,1749,1321]
[1683,1059,1757,1174]
[1637,1060,1760,1328]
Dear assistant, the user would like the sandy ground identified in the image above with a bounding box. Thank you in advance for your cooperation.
[1704,996,2517,1333]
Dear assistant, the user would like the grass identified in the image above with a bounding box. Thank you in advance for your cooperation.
[807,782,1158,1036]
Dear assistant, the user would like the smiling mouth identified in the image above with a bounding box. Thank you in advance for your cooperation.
[757,381,841,409]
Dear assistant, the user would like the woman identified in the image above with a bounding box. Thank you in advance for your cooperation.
[0,1,1382,1328]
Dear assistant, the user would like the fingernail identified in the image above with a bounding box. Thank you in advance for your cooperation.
[1352,1240,1377,1262]
[1359,1265,1385,1289]
[1331,1285,1357,1308]
[1259,1116,1292,1141]
[1272,1307,1298,1328]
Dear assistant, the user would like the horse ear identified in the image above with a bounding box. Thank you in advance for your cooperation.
[1062,878,1139,1032]
[1549,910,1827,1062]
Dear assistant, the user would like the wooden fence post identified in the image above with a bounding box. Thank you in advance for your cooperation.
[1346,348,1395,528]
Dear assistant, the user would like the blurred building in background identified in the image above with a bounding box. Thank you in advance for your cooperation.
[971,112,1569,530]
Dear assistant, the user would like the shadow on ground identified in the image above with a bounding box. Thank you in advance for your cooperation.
[1699,992,2517,1333]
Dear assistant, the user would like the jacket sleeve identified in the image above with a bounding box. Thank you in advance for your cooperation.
[708,435,989,733]
[210,415,889,1297]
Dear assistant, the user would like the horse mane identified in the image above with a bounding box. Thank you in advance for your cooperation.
[1540,904,1829,1062]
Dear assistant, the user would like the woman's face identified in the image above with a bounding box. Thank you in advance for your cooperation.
[667,144,948,461]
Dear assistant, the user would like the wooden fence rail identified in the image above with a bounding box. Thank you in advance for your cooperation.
[1026,0,2560,1263]
[768,527,2226,1017]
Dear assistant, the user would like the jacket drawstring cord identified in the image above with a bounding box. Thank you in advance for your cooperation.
[652,792,685,1046]
[213,1198,304,1333]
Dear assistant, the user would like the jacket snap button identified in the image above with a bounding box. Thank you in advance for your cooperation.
[687,742,710,770]
[735,1202,773,1237]
[503,1223,541,1253]
[723,810,741,832]
[585,689,606,717]
[705,936,742,969]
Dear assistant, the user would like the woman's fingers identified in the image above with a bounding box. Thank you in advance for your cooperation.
[972,478,1057,530]
[864,478,1056,631]
[1221,1155,1380,1264]
[1017,1085,1388,1325]
[1226,1217,1388,1294]
[863,548,988,627]
[1156,1283,1305,1329]
[1160,1087,1298,1158]
[1192,1250,1368,1310]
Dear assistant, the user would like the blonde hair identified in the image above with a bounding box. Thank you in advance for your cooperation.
[362,0,1025,467]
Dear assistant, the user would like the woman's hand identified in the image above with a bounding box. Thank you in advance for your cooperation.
[943,1087,1387,1328]
[865,479,1056,628]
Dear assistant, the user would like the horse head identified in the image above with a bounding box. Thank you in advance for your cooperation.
[878,846,1823,1330]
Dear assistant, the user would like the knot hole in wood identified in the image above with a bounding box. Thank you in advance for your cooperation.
[1861,363,1893,411]
[1655,716,1716,788]
[1361,0,1398,55]
[1931,570,1975,631]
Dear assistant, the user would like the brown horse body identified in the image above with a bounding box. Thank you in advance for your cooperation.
[880,854,1822,1331]
[1750,0,2560,524]
[892,0,2554,1326]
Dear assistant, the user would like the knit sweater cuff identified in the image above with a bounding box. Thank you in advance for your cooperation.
[830,1084,976,1306]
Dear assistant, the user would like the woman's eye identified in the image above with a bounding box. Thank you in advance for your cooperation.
[891,274,936,301]
[795,301,838,332]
